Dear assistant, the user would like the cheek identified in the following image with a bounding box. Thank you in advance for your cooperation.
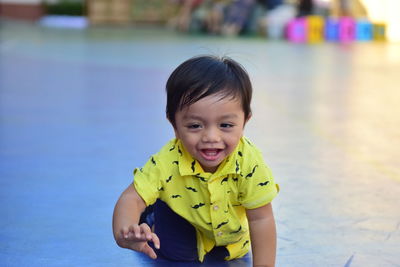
[180,133,198,148]
[186,136,199,146]
[227,132,243,147]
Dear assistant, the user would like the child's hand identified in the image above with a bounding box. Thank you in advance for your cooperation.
[117,223,160,259]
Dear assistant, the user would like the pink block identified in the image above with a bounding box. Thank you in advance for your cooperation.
[286,18,306,43]
[339,17,355,43]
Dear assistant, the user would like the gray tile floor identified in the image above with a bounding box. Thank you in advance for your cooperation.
[1,19,399,266]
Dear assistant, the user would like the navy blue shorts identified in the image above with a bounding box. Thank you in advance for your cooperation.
[141,200,229,262]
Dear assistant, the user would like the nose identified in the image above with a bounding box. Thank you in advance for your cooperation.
[202,127,221,143]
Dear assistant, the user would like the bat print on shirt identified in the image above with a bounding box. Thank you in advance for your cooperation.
[220,176,229,185]
[230,226,242,234]
[245,138,253,146]
[245,165,258,178]
[215,220,229,229]
[191,203,205,209]
[186,186,198,192]
[195,174,206,182]
[258,180,269,186]
[191,160,196,172]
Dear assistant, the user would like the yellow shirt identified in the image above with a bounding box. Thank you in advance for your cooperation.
[133,137,279,262]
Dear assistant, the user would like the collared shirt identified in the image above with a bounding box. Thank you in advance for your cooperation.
[133,137,279,262]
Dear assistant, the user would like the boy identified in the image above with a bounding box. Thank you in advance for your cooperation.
[113,55,279,266]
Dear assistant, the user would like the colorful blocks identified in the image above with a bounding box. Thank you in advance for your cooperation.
[325,18,340,41]
[306,16,325,43]
[372,23,386,41]
[286,18,306,43]
[355,20,373,41]
[284,16,384,43]
[339,17,355,43]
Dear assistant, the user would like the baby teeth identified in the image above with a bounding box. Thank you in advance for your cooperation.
[203,149,218,156]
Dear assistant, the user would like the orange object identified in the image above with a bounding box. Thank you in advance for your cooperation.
[306,15,325,43]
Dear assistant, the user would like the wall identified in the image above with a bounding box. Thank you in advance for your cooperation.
[0,0,44,20]
[0,0,41,3]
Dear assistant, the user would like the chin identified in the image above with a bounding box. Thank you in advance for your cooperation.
[202,162,222,173]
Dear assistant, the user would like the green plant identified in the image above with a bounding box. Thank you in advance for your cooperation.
[44,0,85,16]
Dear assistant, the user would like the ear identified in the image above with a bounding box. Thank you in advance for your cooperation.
[244,112,252,125]
[173,127,180,139]
[168,116,180,138]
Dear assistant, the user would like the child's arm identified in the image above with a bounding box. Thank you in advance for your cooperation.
[112,184,160,259]
[246,203,276,267]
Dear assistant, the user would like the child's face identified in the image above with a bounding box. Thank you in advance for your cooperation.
[173,93,248,173]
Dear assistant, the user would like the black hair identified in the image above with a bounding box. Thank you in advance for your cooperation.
[166,55,252,127]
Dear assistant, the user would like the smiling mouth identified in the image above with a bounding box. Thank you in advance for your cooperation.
[200,149,222,161]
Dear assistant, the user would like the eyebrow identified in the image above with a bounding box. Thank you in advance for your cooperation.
[220,114,239,120]
[183,114,239,120]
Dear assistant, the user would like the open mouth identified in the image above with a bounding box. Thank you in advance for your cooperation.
[200,149,222,161]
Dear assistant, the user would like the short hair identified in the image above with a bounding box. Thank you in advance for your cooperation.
[166,55,252,126]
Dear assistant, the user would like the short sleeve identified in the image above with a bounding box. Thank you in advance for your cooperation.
[133,155,162,206]
[238,149,279,209]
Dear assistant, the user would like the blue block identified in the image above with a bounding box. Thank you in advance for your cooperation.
[325,18,339,41]
[356,20,372,41]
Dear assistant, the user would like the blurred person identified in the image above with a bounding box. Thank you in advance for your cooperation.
[204,0,230,34]
[242,0,286,36]
[313,0,331,16]
[169,0,227,34]
[222,0,257,36]
[260,1,296,39]
[330,0,368,18]
[187,0,230,34]
[168,0,204,32]
[297,0,314,16]
[113,55,279,265]
[264,0,284,10]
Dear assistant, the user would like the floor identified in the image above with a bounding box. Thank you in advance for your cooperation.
[1,19,399,267]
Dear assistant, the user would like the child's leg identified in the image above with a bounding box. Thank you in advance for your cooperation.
[153,200,198,261]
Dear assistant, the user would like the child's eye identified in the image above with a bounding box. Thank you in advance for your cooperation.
[220,123,234,128]
[187,124,201,129]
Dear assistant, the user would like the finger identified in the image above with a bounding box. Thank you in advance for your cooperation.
[120,227,130,239]
[141,243,157,259]
[139,223,153,240]
[126,230,136,240]
[130,224,142,239]
[150,232,160,250]
[124,225,140,241]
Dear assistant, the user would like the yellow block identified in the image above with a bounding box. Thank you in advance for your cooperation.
[307,16,325,43]
[372,23,386,41]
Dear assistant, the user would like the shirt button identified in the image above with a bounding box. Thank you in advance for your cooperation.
[213,205,219,211]
[217,231,223,237]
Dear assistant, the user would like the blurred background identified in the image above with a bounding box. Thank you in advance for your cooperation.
[1,1,400,267]
[0,0,399,42]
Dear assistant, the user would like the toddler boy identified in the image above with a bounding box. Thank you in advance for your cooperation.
[113,55,279,266]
